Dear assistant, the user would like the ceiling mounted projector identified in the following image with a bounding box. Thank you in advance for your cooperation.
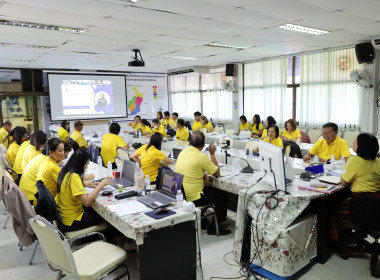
[128,49,145,67]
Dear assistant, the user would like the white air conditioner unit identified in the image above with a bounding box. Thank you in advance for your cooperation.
[372,37,380,50]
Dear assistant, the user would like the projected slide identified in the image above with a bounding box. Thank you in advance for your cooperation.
[61,80,115,116]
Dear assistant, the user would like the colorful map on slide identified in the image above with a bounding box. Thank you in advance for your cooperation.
[127,85,143,115]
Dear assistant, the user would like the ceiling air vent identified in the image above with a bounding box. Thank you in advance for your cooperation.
[372,37,380,50]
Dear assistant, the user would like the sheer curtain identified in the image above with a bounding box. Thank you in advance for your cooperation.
[299,47,363,128]
[169,74,201,119]
[244,58,288,124]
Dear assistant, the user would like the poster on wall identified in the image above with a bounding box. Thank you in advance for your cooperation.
[125,72,168,120]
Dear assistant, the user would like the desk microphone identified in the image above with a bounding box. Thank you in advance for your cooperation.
[240,158,254,174]
[300,163,318,181]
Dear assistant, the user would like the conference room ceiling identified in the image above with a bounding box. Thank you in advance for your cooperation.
[0,0,379,74]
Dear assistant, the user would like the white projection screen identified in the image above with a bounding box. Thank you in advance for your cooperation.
[48,73,127,121]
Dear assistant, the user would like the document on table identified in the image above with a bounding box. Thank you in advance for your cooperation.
[85,185,114,194]
[108,200,150,216]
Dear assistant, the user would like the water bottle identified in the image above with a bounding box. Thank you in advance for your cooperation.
[176,190,184,207]
[232,158,240,173]
[134,162,144,188]
[314,155,319,163]
[97,156,102,175]
[144,175,150,196]
[107,161,112,177]
[296,137,301,145]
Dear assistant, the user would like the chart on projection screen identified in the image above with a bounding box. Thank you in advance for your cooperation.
[125,72,168,120]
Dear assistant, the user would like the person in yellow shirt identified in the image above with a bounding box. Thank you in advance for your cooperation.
[70,120,88,150]
[6,126,28,167]
[176,119,190,141]
[157,111,165,125]
[192,111,202,131]
[19,153,47,202]
[341,133,380,193]
[0,120,12,148]
[126,115,142,133]
[21,130,47,172]
[58,120,70,141]
[163,111,174,129]
[281,119,301,142]
[303,122,350,162]
[56,149,112,231]
[36,138,65,197]
[237,115,251,135]
[101,123,129,168]
[261,116,280,139]
[263,125,284,149]
[152,119,166,137]
[13,139,30,176]
[175,131,230,236]
[140,119,153,135]
[252,114,264,137]
[131,133,174,183]
[200,116,214,133]
[172,112,179,128]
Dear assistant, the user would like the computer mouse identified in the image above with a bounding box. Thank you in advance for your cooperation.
[155,207,169,215]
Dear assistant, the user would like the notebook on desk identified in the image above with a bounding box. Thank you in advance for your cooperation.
[319,175,341,185]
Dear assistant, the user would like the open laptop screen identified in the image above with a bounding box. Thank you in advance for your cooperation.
[158,168,183,197]
[122,160,135,182]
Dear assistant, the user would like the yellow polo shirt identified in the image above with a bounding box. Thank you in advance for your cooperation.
[136,144,167,182]
[201,122,214,132]
[175,146,219,202]
[13,140,30,174]
[70,130,88,148]
[176,127,189,141]
[252,123,264,134]
[309,136,350,160]
[192,121,202,131]
[132,122,142,131]
[6,142,20,166]
[101,133,127,165]
[21,145,41,172]
[163,118,174,128]
[19,154,47,201]
[159,118,165,125]
[57,127,69,141]
[342,156,380,193]
[239,122,251,131]
[282,129,301,141]
[0,127,9,148]
[141,125,152,134]
[55,173,87,226]
[264,137,283,148]
[172,118,178,128]
[36,157,61,197]
[153,124,166,137]
[261,127,281,139]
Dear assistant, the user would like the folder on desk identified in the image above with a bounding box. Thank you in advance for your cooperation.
[298,184,343,194]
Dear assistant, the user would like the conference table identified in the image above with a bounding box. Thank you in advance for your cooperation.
[85,162,202,280]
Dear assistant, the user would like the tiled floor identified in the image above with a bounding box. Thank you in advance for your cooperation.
[0,205,375,280]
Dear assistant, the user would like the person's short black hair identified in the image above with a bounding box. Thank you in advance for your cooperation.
[189,131,205,148]
[152,119,159,125]
[356,133,379,160]
[323,122,338,132]
[268,124,280,138]
[266,116,276,126]
[3,120,12,127]
[164,111,170,117]
[177,118,185,126]
[30,130,48,151]
[194,111,201,117]
[172,112,178,117]
[109,123,121,135]
[63,141,72,153]
[240,115,247,123]
[134,115,141,120]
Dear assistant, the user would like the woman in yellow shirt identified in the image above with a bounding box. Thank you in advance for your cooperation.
[157,111,165,125]
[251,114,264,137]
[56,149,112,232]
[36,138,65,197]
[200,116,214,133]
[5,126,28,167]
[126,115,142,133]
[58,120,70,141]
[101,123,129,168]
[238,115,251,135]
[261,116,280,139]
[152,119,166,137]
[176,119,190,141]
[263,125,283,149]
[21,130,47,171]
[140,119,153,136]
[131,133,174,183]
[281,119,301,142]
[13,139,30,176]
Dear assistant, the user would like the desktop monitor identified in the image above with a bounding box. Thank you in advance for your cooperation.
[259,140,287,191]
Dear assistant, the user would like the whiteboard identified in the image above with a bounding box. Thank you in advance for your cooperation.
[125,72,168,121]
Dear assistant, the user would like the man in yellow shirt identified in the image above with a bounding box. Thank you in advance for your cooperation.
[101,123,129,168]
[175,131,230,236]
[0,120,12,148]
[176,119,190,141]
[152,119,166,137]
[70,120,88,150]
[172,112,179,128]
[303,122,350,162]
[127,115,142,132]
[192,111,202,131]
[163,111,174,129]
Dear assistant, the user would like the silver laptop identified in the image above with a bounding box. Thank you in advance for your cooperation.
[112,160,135,188]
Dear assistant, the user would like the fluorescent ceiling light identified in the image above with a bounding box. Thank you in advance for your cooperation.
[277,24,329,35]
[0,42,55,50]
[0,59,35,63]
[122,0,140,3]
[0,19,85,34]
[161,54,199,60]
[207,43,248,50]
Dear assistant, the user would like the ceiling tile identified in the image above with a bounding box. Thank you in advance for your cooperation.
[303,0,378,10]
[347,22,380,37]
[344,1,380,21]
[147,36,211,47]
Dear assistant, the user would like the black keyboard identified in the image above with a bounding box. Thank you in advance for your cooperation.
[139,192,174,207]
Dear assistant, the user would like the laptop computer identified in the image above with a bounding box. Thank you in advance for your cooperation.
[172,148,182,160]
[112,160,135,188]
[138,169,184,209]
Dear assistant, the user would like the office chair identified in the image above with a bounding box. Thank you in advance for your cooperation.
[116,147,130,162]
[343,130,360,149]
[214,125,224,134]
[68,138,80,152]
[308,128,322,144]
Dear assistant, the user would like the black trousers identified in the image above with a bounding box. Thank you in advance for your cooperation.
[60,207,103,232]
[193,187,228,224]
